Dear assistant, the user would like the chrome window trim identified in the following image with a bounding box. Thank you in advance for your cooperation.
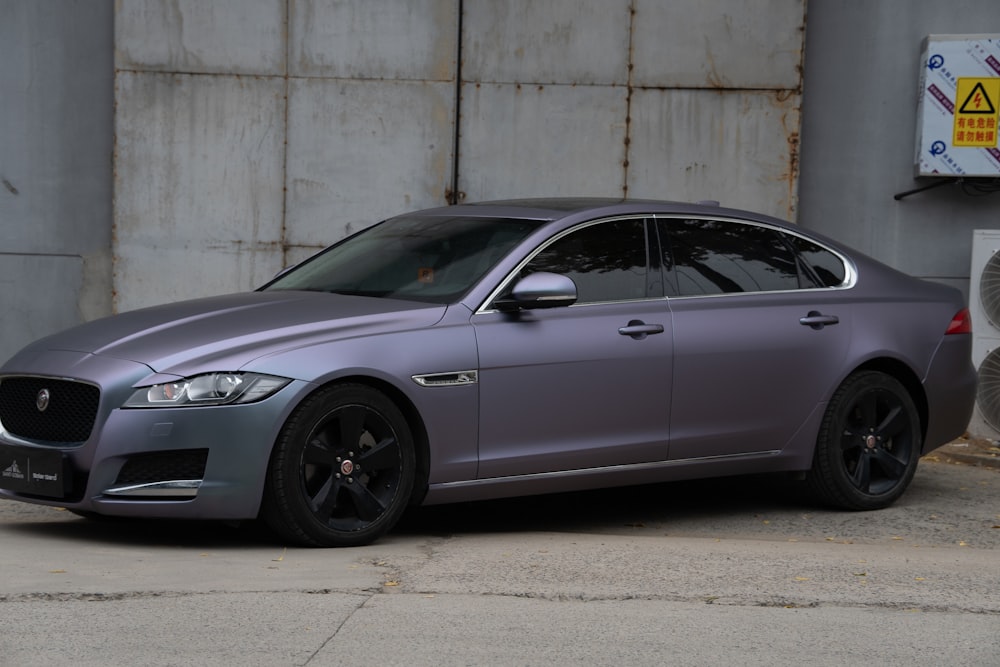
[652,213,858,298]
[665,284,855,301]
[476,213,857,313]
[475,214,655,314]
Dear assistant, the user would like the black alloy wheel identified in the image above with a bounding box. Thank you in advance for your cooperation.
[808,371,921,510]
[262,383,415,547]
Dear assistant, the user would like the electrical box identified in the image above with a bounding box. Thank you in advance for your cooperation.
[914,34,1000,177]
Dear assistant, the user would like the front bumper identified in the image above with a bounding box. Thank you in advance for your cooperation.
[0,371,310,520]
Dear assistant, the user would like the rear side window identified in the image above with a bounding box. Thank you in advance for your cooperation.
[785,234,848,287]
[661,219,800,296]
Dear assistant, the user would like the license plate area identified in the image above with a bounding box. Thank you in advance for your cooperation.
[0,444,70,498]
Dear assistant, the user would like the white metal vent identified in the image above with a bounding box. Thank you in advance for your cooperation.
[977,348,1000,431]
[980,250,1000,327]
[970,229,1000,436]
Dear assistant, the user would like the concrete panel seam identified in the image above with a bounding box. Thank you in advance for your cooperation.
[115,67,456,86]
[279,0,291,269]
[0,252,83,260]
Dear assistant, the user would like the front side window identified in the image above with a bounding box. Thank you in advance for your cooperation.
[661,219,801,296]
[521,218,650,304]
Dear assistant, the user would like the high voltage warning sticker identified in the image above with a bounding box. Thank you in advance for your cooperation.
[953,77,999,147]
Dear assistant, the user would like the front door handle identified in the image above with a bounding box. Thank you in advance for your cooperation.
[799,311,840,330]
[618,320,665,340]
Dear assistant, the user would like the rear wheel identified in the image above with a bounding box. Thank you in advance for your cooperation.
[261,384,415,547]
[807,371,921,510]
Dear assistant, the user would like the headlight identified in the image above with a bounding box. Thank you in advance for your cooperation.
[123,372,291,408]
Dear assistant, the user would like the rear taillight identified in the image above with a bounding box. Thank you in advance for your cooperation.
[945,308,972,335]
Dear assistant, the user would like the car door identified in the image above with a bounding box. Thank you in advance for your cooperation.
[658,217,854,460]
[472,217,673,478]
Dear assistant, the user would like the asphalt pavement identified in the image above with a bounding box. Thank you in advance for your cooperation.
[1,456,998,666]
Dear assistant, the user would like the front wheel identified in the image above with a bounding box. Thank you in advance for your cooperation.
[807,371,921,510]
[261,384,415,547]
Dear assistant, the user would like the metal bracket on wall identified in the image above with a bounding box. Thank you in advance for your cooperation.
[895,177,1000,200]
[893,178,957,200]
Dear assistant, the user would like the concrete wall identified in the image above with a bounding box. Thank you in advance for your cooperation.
[0,2,114,362]
[5,2,998,332]
[112,0,806,312]
[798,0,1000,298]
[459,0,804,211]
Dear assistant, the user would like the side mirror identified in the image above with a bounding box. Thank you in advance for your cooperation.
[494,272,578,312]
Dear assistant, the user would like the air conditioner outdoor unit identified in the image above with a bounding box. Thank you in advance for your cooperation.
[969,229,1000,436]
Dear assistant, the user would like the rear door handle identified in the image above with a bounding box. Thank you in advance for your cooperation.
[619,320,665,340]
[799,311,840,330]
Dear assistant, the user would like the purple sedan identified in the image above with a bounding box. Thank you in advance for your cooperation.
[0,199,977,546]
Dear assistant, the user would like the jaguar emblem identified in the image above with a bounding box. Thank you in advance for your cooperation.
[36,388,50,412]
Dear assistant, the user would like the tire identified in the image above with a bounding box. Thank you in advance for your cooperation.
[807,371,921,510]
[261,383,415,547]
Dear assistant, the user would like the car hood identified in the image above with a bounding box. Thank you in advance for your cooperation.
[5,291,447,377]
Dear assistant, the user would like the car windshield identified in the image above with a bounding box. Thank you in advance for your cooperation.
[263,215,544,304]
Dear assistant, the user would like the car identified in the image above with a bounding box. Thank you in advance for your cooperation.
[0,198,977,546]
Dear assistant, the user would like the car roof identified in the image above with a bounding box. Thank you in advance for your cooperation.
[405,197,777,224]
[398,198,867,266]
[466,197,639,212]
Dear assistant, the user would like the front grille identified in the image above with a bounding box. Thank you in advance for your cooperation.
[0,376,100,443]
[114,450,209,486]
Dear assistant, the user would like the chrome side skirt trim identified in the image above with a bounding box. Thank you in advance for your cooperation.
[434,450,783,490]
[103,479,202,498]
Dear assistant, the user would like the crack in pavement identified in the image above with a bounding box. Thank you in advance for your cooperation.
[300,591,377,666]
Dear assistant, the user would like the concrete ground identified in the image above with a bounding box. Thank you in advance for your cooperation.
[930,434,1000,469]
[1,455,998,666]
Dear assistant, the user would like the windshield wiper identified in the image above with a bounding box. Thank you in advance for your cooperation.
[327,289,389,298]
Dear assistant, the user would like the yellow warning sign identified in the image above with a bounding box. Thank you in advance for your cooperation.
[953,77,1000,147]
